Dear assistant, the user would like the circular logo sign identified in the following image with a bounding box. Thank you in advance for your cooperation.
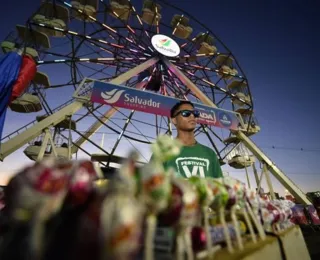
[151,34,180,57]
[218,112,233,127]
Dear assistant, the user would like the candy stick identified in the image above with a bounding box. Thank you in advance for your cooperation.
[203,207,213,256]
[230,206,243,250]
[184,226,194,260]
[144,214,157,260]
[245,201,266,240]
[175,232,185,260]
[220,207,234,252]
[207,178,234,253]
[240,208,257,243]
[188,177,214,257]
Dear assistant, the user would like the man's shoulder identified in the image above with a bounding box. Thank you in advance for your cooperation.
[196,143,215,153]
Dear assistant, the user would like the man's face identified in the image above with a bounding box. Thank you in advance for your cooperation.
[172,104,198,132]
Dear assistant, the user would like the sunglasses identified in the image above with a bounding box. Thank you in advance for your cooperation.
[174,110,200,118]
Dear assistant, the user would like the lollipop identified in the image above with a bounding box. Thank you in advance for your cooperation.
[206,178,234,252]
[158,178,199,260]
[220,177,244,250]
[100,194,144,260]
[2,158,71,259]
[188,176,214,255]
[244,189,266,240]
[107,151,140,195]
[138,135,182,260]
[138,161,172,260]
[67,160,101,206]
[191,221,247,252]
[150,134,182,162]
[262,200,295,233]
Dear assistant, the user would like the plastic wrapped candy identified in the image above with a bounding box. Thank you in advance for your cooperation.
[107,151,139,196]
[188,176,214,254]
[192,221,247,252]
[261,200,295,233]
[100,194,145,260]
[158,178,199,260]
[66,160,101,206]
[205,178,235,252]
[0,158,71,259]
[4,158,70,222]
[138,160,172,260]
[151,134,182,162]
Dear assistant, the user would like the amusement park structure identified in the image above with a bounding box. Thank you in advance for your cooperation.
[0,0,310,205]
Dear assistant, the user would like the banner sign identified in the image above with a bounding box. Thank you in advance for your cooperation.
[91,81,241,130]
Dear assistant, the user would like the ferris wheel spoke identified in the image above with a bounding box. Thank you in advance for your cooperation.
[106,109,136,166]
[60,1,153,54]
[98,0,151,51]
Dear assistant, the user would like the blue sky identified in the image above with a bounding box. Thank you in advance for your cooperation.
[0,0,319,194]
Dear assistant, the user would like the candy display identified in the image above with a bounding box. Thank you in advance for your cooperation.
[0,135,306,260]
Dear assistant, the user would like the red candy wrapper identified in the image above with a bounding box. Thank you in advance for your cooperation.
[158,178,199,227]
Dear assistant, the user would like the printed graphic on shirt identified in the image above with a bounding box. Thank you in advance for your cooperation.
[175,157,210,178]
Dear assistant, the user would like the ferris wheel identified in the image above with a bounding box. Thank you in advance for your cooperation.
[0,0,309,204]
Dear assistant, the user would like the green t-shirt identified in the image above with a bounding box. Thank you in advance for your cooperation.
[163,143,223,179]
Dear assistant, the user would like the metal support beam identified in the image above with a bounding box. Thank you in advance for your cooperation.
[252,163,260,188]
[0,58,159,160]
[163,58,310,205]
[236,131,310,205]
[36,129,51,161]
[72,57,159,152]
[0,101,84,160]
[244,166,251,189]
[263,163,276,200]
[162,58,218,107]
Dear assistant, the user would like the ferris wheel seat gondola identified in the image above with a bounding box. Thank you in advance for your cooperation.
[23,145,69,161]
[141,0,162,26]
[196,33,215,45]
[198,42,217,55]
[235,107,253,115]
[228,155,255,169]
[227,80,247,91]
[110,0,131,21]
[195,33,217,54]
[215,54,234,67]
[1,41,39,59]
[16,25,51,49]
[217,65,238,80]
[223,136,241,144]
[32,15,67,37]
[33,71,50,88]
[171,15,193,39]
[239,123,261,136]
[227,81,251,105]
[232,92,251,106]
[36,2,70,23]
[71,1,98,22]
[9,93,42,113]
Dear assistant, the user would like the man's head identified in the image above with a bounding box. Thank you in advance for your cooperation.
[170,101,200,132]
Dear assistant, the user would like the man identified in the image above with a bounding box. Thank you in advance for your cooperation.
[163,100,223,179]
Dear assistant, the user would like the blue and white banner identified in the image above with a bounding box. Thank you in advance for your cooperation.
[91,81,241,130]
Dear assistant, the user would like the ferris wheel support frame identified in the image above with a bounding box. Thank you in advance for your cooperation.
[0,54,310,204]
[0,57,158,161]
[236,131,310,205]
[71,57,159,153]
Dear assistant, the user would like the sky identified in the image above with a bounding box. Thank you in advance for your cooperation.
[0,0,319,195]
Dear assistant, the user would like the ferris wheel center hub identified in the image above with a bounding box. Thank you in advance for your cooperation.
[151,34,180,57]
